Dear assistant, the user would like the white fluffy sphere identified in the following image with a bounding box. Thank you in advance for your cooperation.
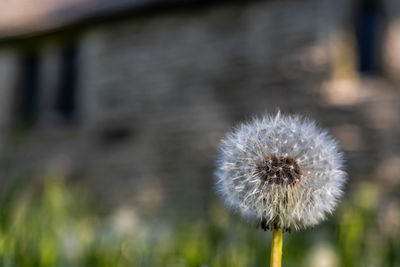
[215,112,346,231]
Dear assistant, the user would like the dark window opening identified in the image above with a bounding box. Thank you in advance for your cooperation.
[100,126,133,145]
[55,43,78,122]
[16,51,41,128]
[353,0,385,75]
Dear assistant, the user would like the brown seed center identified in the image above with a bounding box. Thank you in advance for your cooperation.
[256,155,301,185]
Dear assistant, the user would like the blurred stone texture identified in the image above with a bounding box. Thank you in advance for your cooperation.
[0,0,399,218]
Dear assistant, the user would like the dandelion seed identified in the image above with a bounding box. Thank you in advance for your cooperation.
[215,112,346,231]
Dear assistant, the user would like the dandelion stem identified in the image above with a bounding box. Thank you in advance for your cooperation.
[270,228,283,267]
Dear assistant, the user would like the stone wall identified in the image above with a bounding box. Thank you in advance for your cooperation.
[383,0,400,80]
[77,0,345,216]
[2,0,400,219]
[0,49,18,150]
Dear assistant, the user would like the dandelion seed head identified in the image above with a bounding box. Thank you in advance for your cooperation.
[215,112,346,231]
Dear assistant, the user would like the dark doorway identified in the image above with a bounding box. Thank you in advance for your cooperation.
[17,50,41,128]
[353,0,385,75]
[55,43,78,122]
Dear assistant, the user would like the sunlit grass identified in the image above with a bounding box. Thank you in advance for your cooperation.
[0,173,399,267]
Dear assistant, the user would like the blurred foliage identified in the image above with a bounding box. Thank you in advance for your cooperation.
[0,173,399,267]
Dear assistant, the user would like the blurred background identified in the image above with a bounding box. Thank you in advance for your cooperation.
[0,0,399,266]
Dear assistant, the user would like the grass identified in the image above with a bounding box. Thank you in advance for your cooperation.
[0,173,399,267]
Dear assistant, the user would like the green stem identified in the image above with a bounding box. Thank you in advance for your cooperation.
[270,228,283,267]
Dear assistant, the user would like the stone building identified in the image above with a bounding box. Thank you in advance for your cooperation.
[0,0,399,218]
